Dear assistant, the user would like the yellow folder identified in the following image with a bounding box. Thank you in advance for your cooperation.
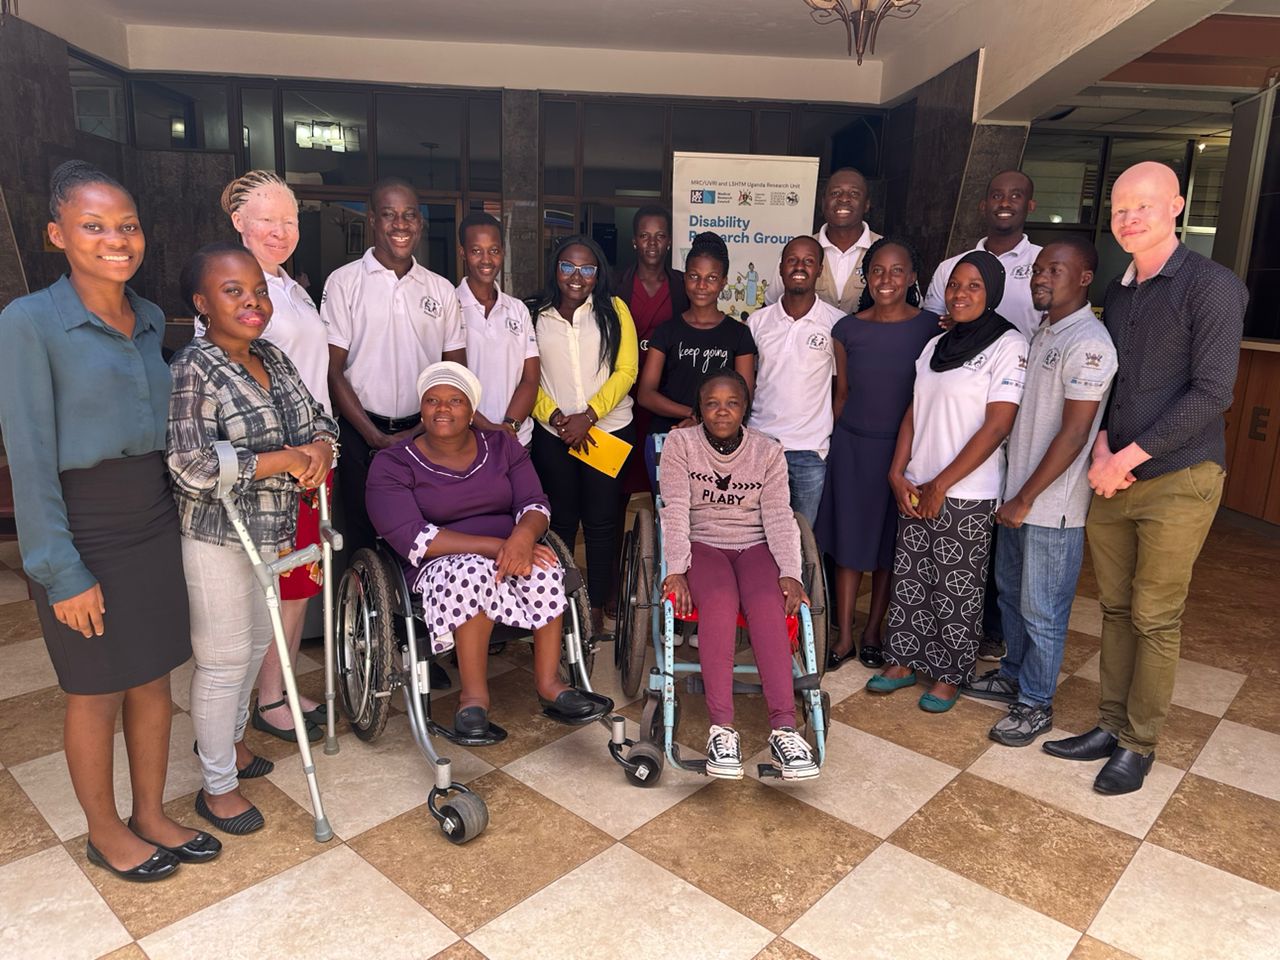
[568,426,633,478]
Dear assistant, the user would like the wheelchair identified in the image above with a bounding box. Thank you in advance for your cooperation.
[332,530,608,843]
[608,434,830,786]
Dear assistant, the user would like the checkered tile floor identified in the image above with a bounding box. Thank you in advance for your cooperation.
[1,511,1278,960]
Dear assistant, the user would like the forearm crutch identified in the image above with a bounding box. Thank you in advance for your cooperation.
[212,441,334,843]
[317,476,343,755]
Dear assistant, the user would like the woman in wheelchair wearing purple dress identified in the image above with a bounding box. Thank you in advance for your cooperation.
[658,369,819,781]
[366,361,610,738]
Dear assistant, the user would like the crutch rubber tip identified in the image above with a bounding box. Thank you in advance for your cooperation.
[323,736,340,756]
[314,818,334,843]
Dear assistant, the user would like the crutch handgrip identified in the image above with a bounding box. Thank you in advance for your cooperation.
[212,440,241,501]
[270,544,322,578]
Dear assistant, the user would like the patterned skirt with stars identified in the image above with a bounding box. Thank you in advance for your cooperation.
[883,497,996,685]
[410,553,568,654]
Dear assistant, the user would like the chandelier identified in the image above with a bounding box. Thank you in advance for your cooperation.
[801,0,923,65]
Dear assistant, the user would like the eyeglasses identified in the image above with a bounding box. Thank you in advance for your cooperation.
[557,260,598,280]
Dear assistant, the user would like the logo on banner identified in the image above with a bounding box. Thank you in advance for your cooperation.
[737,191,753,205]
[691,189,716,204]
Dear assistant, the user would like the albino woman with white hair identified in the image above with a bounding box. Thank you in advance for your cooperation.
[220,170,332,743]
[365,362,610,738]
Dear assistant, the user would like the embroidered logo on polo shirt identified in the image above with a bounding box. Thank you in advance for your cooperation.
[1017,354,1028,370]
[807,333,829,350]
[1042,347,1061,370]
[1011,264,1033,280]
[507,314,523,335]
[421,296,441,317]
[1084,351,1103,369]
[963,353,988,371]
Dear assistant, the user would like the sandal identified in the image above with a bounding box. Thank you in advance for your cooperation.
[251,698,322,743]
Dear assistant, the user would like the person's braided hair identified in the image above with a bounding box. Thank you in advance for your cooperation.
[855,236,925,313]
[685,231,730,275]
[220,169,293,217]
[48,160,130,221]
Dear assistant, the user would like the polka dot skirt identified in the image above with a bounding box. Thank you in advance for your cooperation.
[410,553,568,654]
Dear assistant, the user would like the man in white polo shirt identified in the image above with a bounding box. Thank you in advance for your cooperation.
[749,236,845,527]
[765,167,881,315]
[325,177,465,556]
[924,169,1042,661]
[455,212,539,447]
[961,237,1116,747]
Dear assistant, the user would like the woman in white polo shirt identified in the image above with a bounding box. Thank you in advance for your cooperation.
[219,170,332,743]
[867,250,1026,713]
[530,236,638,637]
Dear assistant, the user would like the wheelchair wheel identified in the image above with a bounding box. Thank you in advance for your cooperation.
[438,791,489,845]
[618,506,655,698]
[544,530,595,683]
[625,741,664,787]
[336,548,396,742]
[796,512,829,676]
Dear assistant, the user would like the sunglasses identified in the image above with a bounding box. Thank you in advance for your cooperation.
[557,260,598,280]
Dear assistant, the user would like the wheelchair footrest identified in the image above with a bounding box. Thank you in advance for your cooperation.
[683,676,763,696]
[757,763,782,779]
[541,690,615,726]
[426,719,509,747]
[793,673,822,692]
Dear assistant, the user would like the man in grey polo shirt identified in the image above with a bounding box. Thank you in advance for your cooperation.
[962,237,1116,747]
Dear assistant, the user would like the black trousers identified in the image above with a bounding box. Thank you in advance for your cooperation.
[531,421,635,606]
[337,412,417,556]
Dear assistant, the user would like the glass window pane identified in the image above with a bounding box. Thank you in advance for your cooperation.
[68,55,126,143]
[797,110,882,178]
[583,203,642,272]
[469,98,501,193]
[672,106,750,154]
[296,201,455,295]
[132,79,229,150]
[283,90,369,187]
[756,110,791,155]
[1188,142,1228,229]
[1022,134,1104,225]
[241,88,276,172]
[541,100,576,197]
[543,205,577,275]
[1102,138,1189,217]
[376,93,463,190]
[582,102,663,199]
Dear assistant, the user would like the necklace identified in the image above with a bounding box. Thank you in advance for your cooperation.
[704,426,744,455]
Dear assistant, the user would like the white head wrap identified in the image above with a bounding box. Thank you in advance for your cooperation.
[415,361,481,410]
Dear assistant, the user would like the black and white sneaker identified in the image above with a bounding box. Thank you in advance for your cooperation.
[962,668,1019,704]
[769,727,819,780]
[989,702,1053,747]
[705,724,744,779]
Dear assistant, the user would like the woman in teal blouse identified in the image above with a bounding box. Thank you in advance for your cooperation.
[0,161,215,881]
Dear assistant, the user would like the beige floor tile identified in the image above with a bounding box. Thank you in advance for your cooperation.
[0,569,30,605]
[1088,843,1280,960]
[0,769,57,868]
[1148,772,1280,893]
[10,713,204,841]
[752,720,957,838]
[1073,654,1246,718]
[0,846,131,960]
[785,843,1079,960]
[830,687,998,769]
[266,713,492,840]
[1190,719,1280,802]
[0,540,22,569]
[625,776,879,933]
[1068,596,1102,638]
[139,845,454,959]
[967,728,1184,838]
[0,598,42,646]
[1224,674,1280,737]
[818,657,883,705]
[67,780,324,940]
[0,636,59,700]
[350,769,614,936]
[503,720,708,839]
[468,844,773,960]
[890,773,1140,931]
[1069,936,1141,959]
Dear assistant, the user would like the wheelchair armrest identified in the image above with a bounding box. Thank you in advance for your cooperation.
[212,440,240,502]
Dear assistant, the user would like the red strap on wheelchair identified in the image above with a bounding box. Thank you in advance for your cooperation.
[665,593,800,649]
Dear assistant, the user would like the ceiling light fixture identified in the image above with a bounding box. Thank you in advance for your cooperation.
[801,0,923,65]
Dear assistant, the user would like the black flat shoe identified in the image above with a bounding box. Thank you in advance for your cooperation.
[1042,726,1118,761]
[1093,748,1155,795]
[539,689,614,725]
[252,699,322,743]
[454,705,490,738]
[192,741,275,779]
[128,820,222,863]
[858,644,885,668]
[195,790,265,835]
[85,840,180,882]
[302,702,328,727]
[826,646,858,672]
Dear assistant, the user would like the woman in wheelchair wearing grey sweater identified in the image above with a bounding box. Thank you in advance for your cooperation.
[658,369,819,781]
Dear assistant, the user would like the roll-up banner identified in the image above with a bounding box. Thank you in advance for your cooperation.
[672,151,820,318]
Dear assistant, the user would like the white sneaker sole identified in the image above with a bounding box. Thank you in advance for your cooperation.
[778,765,820,781]
[705,761,745,780]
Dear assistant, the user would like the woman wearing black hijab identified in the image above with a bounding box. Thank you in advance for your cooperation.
[865,250,1028,713]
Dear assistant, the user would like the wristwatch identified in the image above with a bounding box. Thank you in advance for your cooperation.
[503,416,523,431]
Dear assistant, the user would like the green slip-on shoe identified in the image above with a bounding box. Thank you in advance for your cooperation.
[866,672,918,694]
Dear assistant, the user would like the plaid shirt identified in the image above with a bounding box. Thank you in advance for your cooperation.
[167,337,338,554]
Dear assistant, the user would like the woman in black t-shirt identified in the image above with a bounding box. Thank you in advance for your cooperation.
[637,232,756,437]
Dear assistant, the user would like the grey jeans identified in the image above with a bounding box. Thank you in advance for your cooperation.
[182,536,276,795]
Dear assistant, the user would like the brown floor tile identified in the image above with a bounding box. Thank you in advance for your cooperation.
[0,769,58,867]
[0,685,74,767]
[97,945,149,960]
[889,772,1139,931]
[0,599,42,646]
[1069,936,1141,959]
[67,779,323,940]
[429,942,487,960]
[349,769,613,935]
[1051,676,1219,770]
[1224,674,1280,737]
[752,937,821,960]
[830,688,996,768]
[1148,772,1280,893]
[624,776,879,933]
[1059,630,1102,675]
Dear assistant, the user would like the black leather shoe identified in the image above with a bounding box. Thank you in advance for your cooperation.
[1094,748,1155,795]
[128,819,223,863]
[85,840,180,882]
[454,705,489,737]
[826,646,858,672]
[1042,726,1118,761]
[859,644,885,668]
[539,688,614,725]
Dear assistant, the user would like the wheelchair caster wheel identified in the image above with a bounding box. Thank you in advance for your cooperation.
[625,741,664,787]
[438,791,488,844]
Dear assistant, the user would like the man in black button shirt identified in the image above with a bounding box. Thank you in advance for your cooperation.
[1044,162,1248,795]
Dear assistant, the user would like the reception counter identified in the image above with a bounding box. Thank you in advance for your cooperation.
[1225,340,1280,523]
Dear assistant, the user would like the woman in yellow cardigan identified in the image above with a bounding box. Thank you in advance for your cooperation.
[529,235,638,637]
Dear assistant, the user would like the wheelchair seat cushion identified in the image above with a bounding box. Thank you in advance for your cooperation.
[666,593,800,648]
